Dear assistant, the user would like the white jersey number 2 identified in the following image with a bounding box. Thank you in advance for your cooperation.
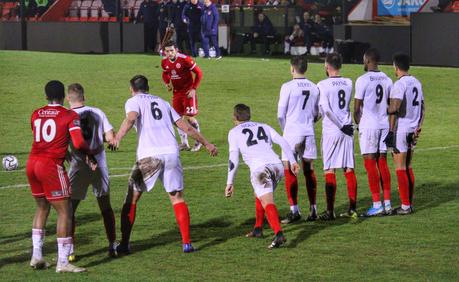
[34,119,56,142]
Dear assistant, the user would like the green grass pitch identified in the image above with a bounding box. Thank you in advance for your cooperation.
[0,51,458,281]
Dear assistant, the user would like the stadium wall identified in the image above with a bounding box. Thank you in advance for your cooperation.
[411,13,459,67]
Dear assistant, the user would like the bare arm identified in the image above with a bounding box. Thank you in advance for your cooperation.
[388,98,402,132]
[354,98,363,125]
[175,118,217,156]
[110,112,138,149]
[104,129,115,144]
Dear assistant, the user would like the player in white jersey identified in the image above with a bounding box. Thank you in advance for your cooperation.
[317,53,358,220]
[384,53,425,215]
[109,75,218,253]
[277,56,320,223]
[66,83,117,260]
[353,48,394,217]
[225,104,299,249]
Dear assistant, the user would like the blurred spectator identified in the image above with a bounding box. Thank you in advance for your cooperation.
[102,0,116,16]
[284,23,306,55]
[431,0,453,12]
[35,0,48,16]
[159,0,173,42]
[136,0,161,52]
[201,0,221,58]
[171,0,190,53]
[312,14,333,54]
[299,11,313,50]
[266,0,279,6]
[182,0,204,57]
[249,12,276,55]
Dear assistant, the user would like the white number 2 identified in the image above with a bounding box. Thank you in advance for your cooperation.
[34,119,57,142]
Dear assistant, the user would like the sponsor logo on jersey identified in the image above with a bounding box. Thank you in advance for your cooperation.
[176,63,181,69]
[38,109,60,116]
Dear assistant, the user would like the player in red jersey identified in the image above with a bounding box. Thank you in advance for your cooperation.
[26,80,95,273]
[162,40,204,151]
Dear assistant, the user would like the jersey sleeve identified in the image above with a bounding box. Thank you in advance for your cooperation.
[354,76,365,100]
[227,130,240,185]
[100,110,114,133]
[161,60,171,84]
[277,83,289,118]
[167,101,181,123]
[267,125,297,164]
[184,56,197,71]
[125,98,140,115]
[67,110,82,132]
[390,80,405,100]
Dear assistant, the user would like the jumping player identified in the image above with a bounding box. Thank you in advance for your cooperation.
[384,53,425,215]
[26,80,94,273]
[161,40,204,151]
[277,55,320,223]
[318,53,358,220]
[66,83,117,260]
[225,104,299,249]
[110,75,217,254]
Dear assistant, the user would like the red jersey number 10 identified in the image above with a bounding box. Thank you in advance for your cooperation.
[34,119,57,142]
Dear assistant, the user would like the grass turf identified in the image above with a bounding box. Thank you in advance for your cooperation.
[0,51,458,281]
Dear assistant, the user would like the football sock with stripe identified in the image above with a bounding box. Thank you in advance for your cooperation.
[120,202,136,245]
[173,202,191,244]
[344,171,358,210]
[396,169,410,207]
[324,173,337,212]
[32,229,44,260]
[377,157,391,201]
[364,159,381,203]
[255,198,265,228]
[284,169,299,208]
[265,204,282,234]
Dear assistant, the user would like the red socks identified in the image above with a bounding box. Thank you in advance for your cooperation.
[324,173,337,212]
[264,204,282,234]
[121,202,137,245]
[173,202,191,244]
[284,169,298,206]
[101,208,116,243]
[377,157,391,201]
[407,167,415,204]
[344,171,358,210]
[302,162,317,206]
[396,169,410,206]
[255,198,265,228]
[128,204,137,225]
[364,159,381,202]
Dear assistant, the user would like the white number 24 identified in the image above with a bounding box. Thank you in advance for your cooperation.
[34,119,57,142]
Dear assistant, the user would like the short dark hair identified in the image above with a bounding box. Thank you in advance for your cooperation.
[164,40,176,48]
[325,53,342,70]
[364,48,380,63]
[233,104,251,122]
[45,80,65,101]
[393,53,410,71]
[68,83,84,95]
[130,75,149,92]
[290,55,308,74]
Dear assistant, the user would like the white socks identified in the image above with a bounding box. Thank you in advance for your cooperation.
[373,202,382,209]
[290,205,299,214]
[57,237,73,266]
[401,204,411,210]
[177,128,189,146]
[310,205,317,213]
[32,229,44,259]
[384,200,391,207]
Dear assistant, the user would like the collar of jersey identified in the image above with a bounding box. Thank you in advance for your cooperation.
[47,104,63,107]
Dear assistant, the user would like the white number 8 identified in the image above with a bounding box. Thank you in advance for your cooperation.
[34,119,57,142]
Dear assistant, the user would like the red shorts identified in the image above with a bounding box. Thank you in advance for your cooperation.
[172,92,198,116]
[26,157,71,201]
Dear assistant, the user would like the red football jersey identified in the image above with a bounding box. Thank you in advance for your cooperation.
[29,104,81,161]
[161,53,198,94]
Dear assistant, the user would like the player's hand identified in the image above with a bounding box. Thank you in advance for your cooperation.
[384,131,399,153]
[166,83,173,92]
[290,162,300,176]
[225,184,234,197]
[187,88,196,98]
[108,138,120,151]
[86,155,98,171]
[205,143,218,156]
[340,124,354,136]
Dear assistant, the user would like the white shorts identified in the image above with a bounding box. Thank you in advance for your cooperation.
[250,163,284,198]
[69,163,110,200]
[321,133,355,170]
[129,154,183,193]
[358,128,388,155]
[281,135,317,161]
[395,131,416,153]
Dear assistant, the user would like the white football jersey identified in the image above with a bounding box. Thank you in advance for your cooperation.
[318,77,353,134]
[70,105,113,166]
[354,71,393,129]
[226,121,296,184]
[278,78,320,136]
[390,75,424,132]
[125,93,181,159]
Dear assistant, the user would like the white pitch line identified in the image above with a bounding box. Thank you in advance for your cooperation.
[1,144,458,190]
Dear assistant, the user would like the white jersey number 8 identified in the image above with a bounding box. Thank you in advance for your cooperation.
[34,119,57,142]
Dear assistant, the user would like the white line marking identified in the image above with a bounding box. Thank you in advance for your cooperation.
[1,144,458,190]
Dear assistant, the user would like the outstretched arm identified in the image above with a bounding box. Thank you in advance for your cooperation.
[111,111,138,149]
[175,118,217,156]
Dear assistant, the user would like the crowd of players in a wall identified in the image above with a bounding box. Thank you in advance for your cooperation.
[25,41,424,273]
